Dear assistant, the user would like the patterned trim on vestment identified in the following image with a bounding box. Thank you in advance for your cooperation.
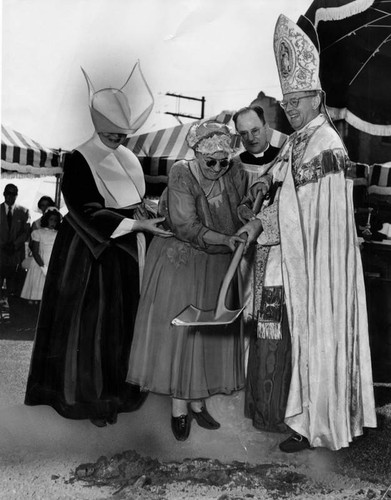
[258,203,280,246]
[291,130,312,175]
[253,246,282,340]
[254,245,270,328]
[293,148,347,189]
[257,286,284,340]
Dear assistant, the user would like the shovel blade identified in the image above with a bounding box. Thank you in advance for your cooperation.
[172,304,244,326]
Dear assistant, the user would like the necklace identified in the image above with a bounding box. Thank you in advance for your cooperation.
[189,160,218,199]
[202,179,217,198]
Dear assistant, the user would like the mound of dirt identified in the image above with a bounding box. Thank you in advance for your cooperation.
[70,447,390,500]
[69,402,391,500]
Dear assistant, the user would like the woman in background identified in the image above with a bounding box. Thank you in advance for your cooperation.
[31,196,56,232]
[21,207,62,303]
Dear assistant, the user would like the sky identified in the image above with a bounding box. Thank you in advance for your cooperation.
[2,0,312,151]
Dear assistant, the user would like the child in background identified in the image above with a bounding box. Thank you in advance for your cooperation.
[31,196,56,232]
[21,207,62,303]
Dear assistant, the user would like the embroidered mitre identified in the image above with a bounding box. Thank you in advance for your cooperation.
[273,14,321,94]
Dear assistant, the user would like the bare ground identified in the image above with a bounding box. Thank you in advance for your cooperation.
[1,298,391,499]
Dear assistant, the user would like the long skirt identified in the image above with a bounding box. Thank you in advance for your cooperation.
[25,218,146,421]
[20,259,46,301]
[127,236,244,400]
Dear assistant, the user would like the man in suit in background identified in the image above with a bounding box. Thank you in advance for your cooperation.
[0,184,30,304]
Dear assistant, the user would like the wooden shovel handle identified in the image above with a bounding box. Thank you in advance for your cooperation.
[252,189,264,215]
[215,237,246,317]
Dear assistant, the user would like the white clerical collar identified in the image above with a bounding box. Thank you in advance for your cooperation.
[251,143,270,158]
[76,133,145,209]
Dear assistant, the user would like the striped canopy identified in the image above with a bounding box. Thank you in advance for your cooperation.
[126,111,288,186]
[368,162,391,195]
[1,124,63,176]
[126,119,194,186]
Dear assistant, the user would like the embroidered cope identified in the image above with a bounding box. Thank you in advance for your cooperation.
[257,114,376,449]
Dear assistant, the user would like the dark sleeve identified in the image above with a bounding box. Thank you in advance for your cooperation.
[61,150,137,259]
[62,150,126,239]
[13,207,30,248]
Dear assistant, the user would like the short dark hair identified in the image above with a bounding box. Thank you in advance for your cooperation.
[4,183,18,195]
[233,105,266,128]
[41,208,62,230]
[37,196,55,210]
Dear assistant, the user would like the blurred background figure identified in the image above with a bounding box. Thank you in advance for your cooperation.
[21,207,62,304]
[0,184,30,313]
[30,196,56,232]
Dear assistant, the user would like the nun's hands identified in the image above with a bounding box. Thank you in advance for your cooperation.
[134,217,173,237]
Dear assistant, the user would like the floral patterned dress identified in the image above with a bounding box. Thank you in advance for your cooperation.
[127,159,246,399]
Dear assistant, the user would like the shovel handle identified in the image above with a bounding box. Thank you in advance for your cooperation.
[215,238,246,318]
[252,189,264,215]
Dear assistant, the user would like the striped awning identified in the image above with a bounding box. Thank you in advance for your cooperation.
[126,120,194,184]
[1,124,63,176]
[126,111,288,185]
[347,161,391,195]
[368,162,391,195]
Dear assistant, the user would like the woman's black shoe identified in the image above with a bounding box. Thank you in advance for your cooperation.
[106,413,118,425]
[190,406,220,430]
[171,414,191,441]
[89,418,107,428]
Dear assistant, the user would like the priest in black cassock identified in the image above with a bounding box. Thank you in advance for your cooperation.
[233,104,291,434]
[233,105,281,188]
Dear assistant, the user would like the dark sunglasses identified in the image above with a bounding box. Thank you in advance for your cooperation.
[205,158,230,168]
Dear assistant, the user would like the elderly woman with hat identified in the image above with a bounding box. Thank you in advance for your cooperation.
[127,120,247,441]
[25,65,172,427]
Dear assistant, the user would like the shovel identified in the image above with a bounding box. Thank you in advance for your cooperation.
[171,237,246,326]
[171,190,264,327]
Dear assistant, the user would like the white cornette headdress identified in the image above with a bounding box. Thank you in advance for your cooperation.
[81,61,154,135]
[273,14,321,95]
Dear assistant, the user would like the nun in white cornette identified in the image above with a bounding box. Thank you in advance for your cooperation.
[25,62,172,427]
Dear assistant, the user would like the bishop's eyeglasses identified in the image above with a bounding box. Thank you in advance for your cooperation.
[279,93,318,110]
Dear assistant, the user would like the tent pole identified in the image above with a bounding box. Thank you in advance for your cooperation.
[54,149,64,208]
